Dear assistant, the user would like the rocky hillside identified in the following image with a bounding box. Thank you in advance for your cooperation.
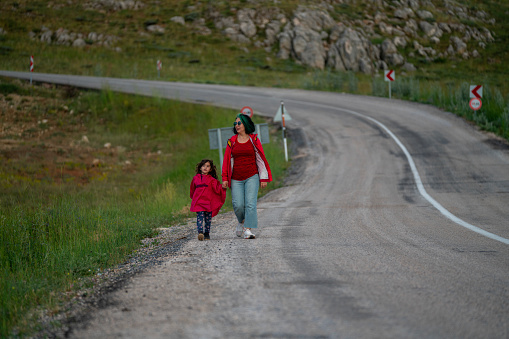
[10,0,496,75]
[208,0,495,74]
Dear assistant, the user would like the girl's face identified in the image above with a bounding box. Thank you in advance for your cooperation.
[200,162,211,175]
[234,118,245,134]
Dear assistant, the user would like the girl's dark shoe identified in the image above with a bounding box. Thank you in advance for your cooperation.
[204,232,210,240]
[198,233,204,241]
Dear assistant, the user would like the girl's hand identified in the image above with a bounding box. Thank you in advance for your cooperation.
[222,181,229,189]
[260,182,267,189]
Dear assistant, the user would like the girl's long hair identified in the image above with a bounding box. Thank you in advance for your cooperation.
[195,159,218,179]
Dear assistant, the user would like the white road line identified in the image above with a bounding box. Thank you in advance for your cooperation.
[291,99,509,245]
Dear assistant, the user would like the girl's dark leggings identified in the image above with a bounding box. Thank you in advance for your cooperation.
[196,211,212,234]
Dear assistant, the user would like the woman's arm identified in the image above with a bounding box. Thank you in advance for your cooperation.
[222,138,233,188]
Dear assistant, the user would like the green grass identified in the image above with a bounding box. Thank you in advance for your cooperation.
[370,77,509,140]
[2,0,507,140]
[0,82,290,336]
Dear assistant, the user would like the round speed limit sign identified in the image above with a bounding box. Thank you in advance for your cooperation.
[240,106,254,118]
[469,98,482,111]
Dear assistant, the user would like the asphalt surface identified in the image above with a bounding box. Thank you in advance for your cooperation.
[2,71,508,338]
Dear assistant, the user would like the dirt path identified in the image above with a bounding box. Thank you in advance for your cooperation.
[67,211,279,338]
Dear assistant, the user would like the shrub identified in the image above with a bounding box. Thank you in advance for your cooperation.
[0,83,20,95]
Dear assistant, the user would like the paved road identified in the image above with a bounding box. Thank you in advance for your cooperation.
[2,71,509,338]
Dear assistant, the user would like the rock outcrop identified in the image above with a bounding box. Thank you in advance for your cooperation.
[327,28,377,73]
[83,0,145,11]
[26,0,497,73]
[197,0,495,73]
[30,26,121,50]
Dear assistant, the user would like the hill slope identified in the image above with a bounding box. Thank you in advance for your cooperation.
[1,0,508,140]
[0,1,507,84]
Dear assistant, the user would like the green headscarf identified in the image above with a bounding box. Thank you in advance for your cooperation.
[236,113,255,134]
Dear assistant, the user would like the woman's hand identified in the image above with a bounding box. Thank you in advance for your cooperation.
[222,181,229,189]
[260,182,267,189]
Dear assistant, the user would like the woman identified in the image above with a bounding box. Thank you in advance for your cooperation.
[222,113,272,239]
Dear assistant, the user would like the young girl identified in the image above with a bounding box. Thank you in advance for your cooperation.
[190,159,226,241]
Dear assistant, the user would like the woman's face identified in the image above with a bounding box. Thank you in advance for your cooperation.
[234,118,245,134]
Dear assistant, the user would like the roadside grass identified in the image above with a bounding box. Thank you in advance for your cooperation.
[0,81,290,336]
[370,77,509,140]
[299,68,508,140]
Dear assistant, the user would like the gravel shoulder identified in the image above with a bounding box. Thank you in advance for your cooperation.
[31,127,307,339]
[67,211,242,339]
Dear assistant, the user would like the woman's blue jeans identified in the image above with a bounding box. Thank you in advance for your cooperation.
[231,174,259,229]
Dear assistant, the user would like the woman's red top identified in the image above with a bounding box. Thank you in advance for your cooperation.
[231,139,258,181]
[221,134,272,188]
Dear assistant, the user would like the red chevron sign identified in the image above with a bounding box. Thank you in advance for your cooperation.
[384,70,395,82]
[470,85,482,99]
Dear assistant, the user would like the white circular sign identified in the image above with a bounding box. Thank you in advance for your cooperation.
[469,98,482,111]
[240,106,253,118]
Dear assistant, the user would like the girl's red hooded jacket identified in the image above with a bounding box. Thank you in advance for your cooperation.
[221,134,272,188]
[190,174,226,217]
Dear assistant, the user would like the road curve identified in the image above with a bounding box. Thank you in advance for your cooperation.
[2,71,508,338]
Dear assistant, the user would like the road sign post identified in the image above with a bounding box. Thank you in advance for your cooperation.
[30,55,34,85]
[157,60,162,78]
[469,98,482,111]
[470,85,482,99]
[282,105,288,162]
[384,70,395,99]
[216,128,223,166]
[274,101,292,162]
[469,85,483,112]
[240,106,253,118]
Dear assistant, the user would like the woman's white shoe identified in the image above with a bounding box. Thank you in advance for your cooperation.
[243,228,255,239]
